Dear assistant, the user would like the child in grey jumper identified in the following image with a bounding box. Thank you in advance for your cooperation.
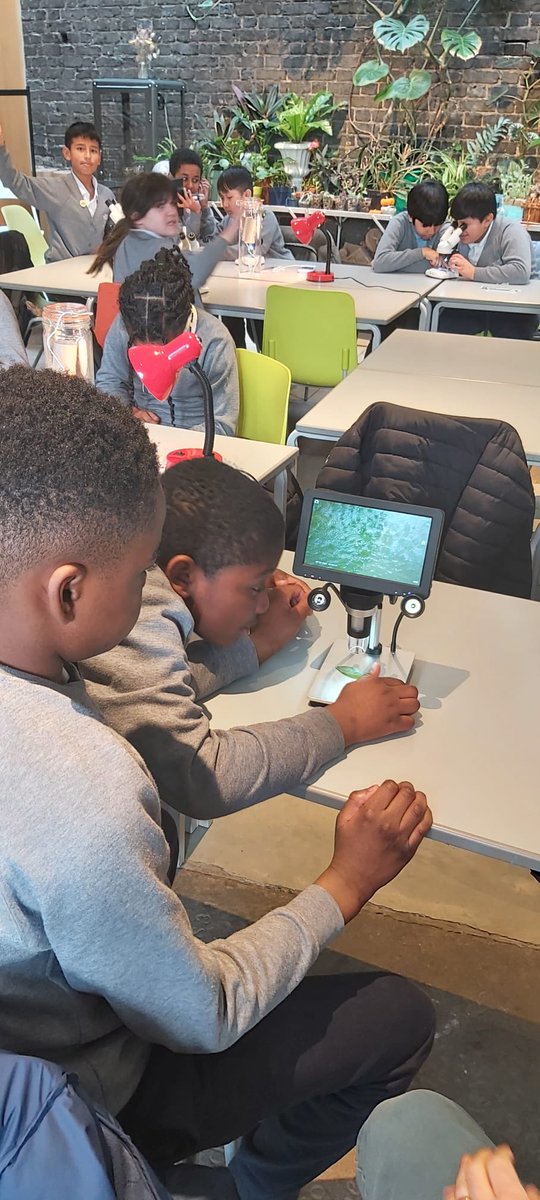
[96,247,239,432]
[82,457,421,822]
[0,364,433,1198]
[373,180,449,275]
[170,146,217,243]
[442,182,537,338]
[0,120,114,262]
[216,165,294,261]
[89,173,237,288]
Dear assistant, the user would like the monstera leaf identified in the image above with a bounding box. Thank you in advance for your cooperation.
[441,28,482,60]
[375,69,432,104]
[373,14,429,52]
[353,59,390,87]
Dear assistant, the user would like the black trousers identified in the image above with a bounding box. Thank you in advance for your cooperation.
[119,971,435,1200]
[438,308,538,339]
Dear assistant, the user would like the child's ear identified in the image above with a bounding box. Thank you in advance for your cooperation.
[164,554,198,600]
[47,563,86,624]
[62,146,71,164]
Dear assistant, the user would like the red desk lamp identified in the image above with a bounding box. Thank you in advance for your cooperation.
[128,330,221,465]
[290,210,334,283]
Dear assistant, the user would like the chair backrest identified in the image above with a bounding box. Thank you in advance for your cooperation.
[94,282,121,348]
[1,204,48,267]
[316,401,535,599]
[262,285,357,387]
[236,348,291,444]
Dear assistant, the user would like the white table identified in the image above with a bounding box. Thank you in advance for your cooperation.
[204,262,438,348]
[0,257,437,350]
[427,276,540,332]
[147,424,297,516]
[360,328,540,388]
[208,568,540,870]
[287,362,540,464]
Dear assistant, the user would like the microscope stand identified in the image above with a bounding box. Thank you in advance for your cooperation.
[308,638,415,705]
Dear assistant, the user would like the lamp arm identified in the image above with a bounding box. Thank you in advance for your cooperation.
[321,226,332,277]
[189,361,215,457]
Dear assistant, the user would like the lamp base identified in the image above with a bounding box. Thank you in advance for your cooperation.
[306,269,335,284]
[166,448,223,468]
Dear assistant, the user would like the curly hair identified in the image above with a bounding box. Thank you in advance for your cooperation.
[158,457,284,576]
[89,174,176,275]
[0,365,160,585]
[119,247,195,344]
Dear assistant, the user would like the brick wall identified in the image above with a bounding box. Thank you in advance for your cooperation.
[19,0,540,171]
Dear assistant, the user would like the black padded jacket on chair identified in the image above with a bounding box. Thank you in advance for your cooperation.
[316,402,535,599]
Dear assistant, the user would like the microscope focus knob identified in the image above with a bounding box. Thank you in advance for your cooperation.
[308,587,331,612]
[401,594,425,618]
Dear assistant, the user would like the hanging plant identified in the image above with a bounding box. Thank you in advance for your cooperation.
[376,69,432,103]
[440,28,482,60]
[372,14,429,52]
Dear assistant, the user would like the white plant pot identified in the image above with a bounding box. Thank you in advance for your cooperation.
[275,142,312,192]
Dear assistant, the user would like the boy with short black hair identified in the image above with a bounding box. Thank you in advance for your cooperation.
[96,246,239,431]
[217,165,294,260]
[372,180,449,274]
[0,119,115,261]
[169,146,217,242]
[441,182,537,338]
[0,363,434,1198]
[83,455,422,821]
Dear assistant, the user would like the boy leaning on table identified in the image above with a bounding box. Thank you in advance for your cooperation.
[372,180,450,275]
[0,120,114,262]
[82,454,422,827]
[439,181,538,339]
[0,364,434,1199]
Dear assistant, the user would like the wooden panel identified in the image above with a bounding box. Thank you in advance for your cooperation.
[0,0,32,174]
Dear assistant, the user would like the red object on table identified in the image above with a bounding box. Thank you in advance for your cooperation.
[290,210,335,283]
[166,447,223,468]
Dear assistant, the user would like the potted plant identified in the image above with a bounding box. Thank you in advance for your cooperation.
[498,160,535,220]
[275,91,344,190]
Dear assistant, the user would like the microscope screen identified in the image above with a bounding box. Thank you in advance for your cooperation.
[304,497,433,588]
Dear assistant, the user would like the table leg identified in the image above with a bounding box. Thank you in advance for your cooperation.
[418,298,430,331]
[273,467,289,515]
[360,322,381,350]
[430,302,442,332]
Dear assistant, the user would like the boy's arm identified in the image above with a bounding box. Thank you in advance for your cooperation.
[0,134,59,214]
[372,215,430,273]
[199,203,217,240]
[189,221,238,289]
[95,315,134,406]
[261,208,287,257]
[196,327,239,436]
[471,223,532,285]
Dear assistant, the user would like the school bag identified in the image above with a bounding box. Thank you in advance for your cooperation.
[0,1050,171,1199]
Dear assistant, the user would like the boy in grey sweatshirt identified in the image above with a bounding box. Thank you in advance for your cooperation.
[441,182,537,338]
[216,165,294,261]
[0,120,114,262]
[83,457,422,821]
[372,180,449,275]
[170,147,217,243]
[0,365,434,1197]
[96,247,239,432]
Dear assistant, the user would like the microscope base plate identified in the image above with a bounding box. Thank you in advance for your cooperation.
[308,638,415,705]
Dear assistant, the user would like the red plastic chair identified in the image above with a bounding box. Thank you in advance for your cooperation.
[94,282,121,348]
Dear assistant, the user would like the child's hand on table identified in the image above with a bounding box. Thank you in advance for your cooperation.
[250,583,311,662]
[329,662,420,747]
[132,407,160,424]
[449,253,475,280]
[422,247,442,266]
[444,1146,540,1200]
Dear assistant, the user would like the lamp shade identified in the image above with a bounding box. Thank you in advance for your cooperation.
[128,331,202,402]
[290,209,326,245]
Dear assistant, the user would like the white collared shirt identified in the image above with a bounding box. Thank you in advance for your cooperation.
[72,171,97,217]
[467,221,493,266]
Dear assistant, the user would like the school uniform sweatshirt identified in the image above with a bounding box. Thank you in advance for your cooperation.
[372,213,450,274]
[0,146,114,262]
[95,306,239,432]
[81,566,345,819]
[0,660,343,1116]
[112,228,229,288]
[456,214,533,284]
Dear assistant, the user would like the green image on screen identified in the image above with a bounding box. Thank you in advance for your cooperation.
[305,498,432,587]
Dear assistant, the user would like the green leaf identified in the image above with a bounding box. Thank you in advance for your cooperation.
[336,665,369,679]
[441,28,482,60]
[375,69,432,104]
[199,1,214,7]
[373,14,429,52]
[353,59,390,87]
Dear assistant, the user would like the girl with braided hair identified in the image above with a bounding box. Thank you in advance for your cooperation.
[96,247,239,432]
[88,173,238,292]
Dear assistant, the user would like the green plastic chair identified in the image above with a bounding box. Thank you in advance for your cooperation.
[1,203,48,266]
[236,348,291,444]
[262,284,358,388]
